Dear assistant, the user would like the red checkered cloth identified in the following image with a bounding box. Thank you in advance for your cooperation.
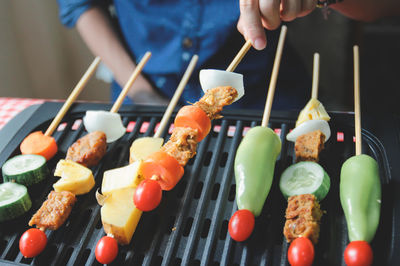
[0,98,45,129]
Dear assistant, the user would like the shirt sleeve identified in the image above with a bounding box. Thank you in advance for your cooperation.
[57,0,95,28]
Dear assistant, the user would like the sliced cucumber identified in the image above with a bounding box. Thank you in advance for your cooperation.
[279,161,330,201]
[0,182,32,222]
[2,154,49,186]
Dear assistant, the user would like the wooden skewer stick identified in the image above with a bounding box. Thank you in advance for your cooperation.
[261,25,288,127]
[153,55,199,138]
[353,45,362,156]
[226,40,252,72]
[110,52,152,113]
[311,53,320,99]
[44,56,101,136]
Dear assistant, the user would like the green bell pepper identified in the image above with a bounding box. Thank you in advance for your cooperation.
[340,154,381,242]
[234,126,281,217]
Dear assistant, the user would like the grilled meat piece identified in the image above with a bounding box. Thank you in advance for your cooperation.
[161,127,198,166]
[29,190,77,231]
[295,130,325,162]
[66,131,107,167]
[194,86,238,120]
[283,194,323,244]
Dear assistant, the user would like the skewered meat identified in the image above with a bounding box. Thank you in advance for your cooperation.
[194,86,238,119]
[283,194,323,244]
[295,130,325,162]
[29,191,77,231]
[66,131,107,167]
[161,127,198,166]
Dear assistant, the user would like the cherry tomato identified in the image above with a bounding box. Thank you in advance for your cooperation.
[228,209,255,242]
[95,236,118,264]
[287,237,314,266]
[19,228,47,258]
[344,241,373,266]
[134,179,162,211]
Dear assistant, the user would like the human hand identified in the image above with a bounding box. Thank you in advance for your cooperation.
[127,74,169,106]
[237,0,317,50]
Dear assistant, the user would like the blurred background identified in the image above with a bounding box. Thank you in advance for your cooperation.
[1,1,399,113]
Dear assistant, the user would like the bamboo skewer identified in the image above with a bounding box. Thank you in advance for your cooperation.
[261,25,288,127]
[153,55,199,138]
[44,57,101,136]
[226,40,252,72]
[110,52,152,113]
[311,53,320,99]
[353,45,362,156]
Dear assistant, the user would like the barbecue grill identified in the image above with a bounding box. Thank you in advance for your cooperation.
[0,102,399,266]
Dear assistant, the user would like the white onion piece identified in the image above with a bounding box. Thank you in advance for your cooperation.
[286,119,331,143]
[199,69,244,102]
[83,110,126,143]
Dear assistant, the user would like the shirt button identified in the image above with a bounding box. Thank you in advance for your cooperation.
[182,37,193,49]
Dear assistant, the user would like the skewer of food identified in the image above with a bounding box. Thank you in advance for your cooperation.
[340,45,380,266]
[17,54,152,258]
[94,39,253,264]
[1,57,100,227]
[83,52,151,143]
[280,53,331,266]
[228,25,287,242]
[19,57,101,161]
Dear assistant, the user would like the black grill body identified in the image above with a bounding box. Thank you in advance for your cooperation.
[0,102,399,266]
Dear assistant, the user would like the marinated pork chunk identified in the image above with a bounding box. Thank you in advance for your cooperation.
[29,191,77,231]
[194,86,238,120]
[283,194,323,244]
[295,130,325,162]
[161,127,199,166]
[66,131,107,167]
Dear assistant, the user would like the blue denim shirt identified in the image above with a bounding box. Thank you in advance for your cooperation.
[57,0,309,110]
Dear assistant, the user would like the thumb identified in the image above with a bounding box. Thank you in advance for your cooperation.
[239,0,267,50]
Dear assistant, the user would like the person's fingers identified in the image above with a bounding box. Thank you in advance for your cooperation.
[298,0,317,17]
[239,0,266,50]
[259,0,281,30]
[280,0,301,21]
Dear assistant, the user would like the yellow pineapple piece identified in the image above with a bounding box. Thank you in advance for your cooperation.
[296,98,330,127]
[101,187,142,245]
[129,137,163,163]
[53,159,95,195]
[101,161,144,196]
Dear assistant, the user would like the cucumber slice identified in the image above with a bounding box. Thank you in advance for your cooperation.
[2,154,49,186]
[0,182,32,222]
[279,161,330,201]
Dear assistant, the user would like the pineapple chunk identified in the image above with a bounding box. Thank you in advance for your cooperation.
[129,137,163,163]
[53,160,95,195]
[296,98,330,127]
[101,187,142,245]
[101,161,144,196]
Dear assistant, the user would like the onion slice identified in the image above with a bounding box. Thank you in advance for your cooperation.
[286,119,331,143]
[83,110,126,143]
[95,189,109,206]
[199,69,244,102]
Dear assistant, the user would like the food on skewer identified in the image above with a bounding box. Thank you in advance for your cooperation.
[283,194,323,245]
[0,182,32,222]
[2,154,49,187]
[101,161,143,196]
[295,130,325,162]
[129,137,163,163]
[340,45,380,266]
[19,57,101,160]
[66,131,107,167]
[53,160,95,195]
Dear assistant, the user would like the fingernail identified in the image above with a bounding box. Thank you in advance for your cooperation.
[254,38,266,50]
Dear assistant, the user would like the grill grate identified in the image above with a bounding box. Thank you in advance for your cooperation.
[0,102,398,266]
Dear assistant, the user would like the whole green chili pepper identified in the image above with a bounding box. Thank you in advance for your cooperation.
[234,126,281,217]
[340,154,381,242]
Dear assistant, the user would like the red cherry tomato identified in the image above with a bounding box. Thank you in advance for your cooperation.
[95,236,118,264]
[344,241,373,266]
[19,228,47,258]
[134,179,162,211]
[287,237,314,266]
[228,209,255,242]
